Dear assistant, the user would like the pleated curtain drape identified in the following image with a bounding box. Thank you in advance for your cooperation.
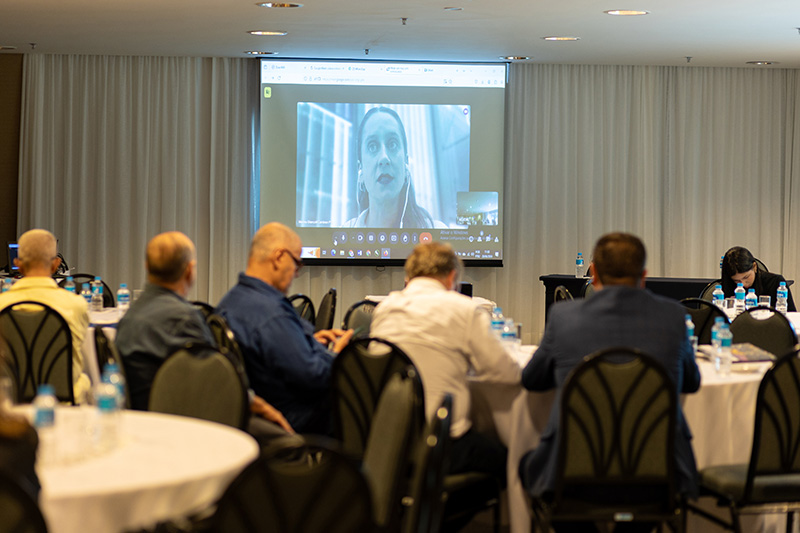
[17,56,800,342]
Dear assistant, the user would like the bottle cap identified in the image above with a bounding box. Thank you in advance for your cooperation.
[120,283,127,288]
[37,384,54,395]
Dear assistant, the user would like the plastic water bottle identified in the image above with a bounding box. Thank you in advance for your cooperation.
[776,281,789,315]
[716,323,733,375]
[63,276,76,293]
[501,318,518,353]
[33,384,57,465]
[490,307,505,337]
[575,253,585,278]
[0,279,9,293]
[745,289,757,310]
[712,284,725,310]
[733,283,746,316]
[90,276,103,312]
[95,382,120,453]
[685,314,697,355]
[116,284,131,315]
[80,283,92,305]
[711,317,725,350]
[102,362,126,410]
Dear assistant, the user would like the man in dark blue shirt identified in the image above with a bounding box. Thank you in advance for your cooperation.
[216,223,353,435]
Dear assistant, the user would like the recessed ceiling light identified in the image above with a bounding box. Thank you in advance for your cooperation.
[501,56,530,61]
[746,60,778,65]
[256,2,303,6]
[0,46,18,51]
[604,9,649,15]
[542,36,581,41]
[248,30,288,36]
[244,51,278,55]
[444,6,463,10]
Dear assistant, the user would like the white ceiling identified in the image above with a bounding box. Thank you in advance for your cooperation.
[2,0,800,68]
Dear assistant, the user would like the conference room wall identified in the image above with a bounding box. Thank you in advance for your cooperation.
[0,54,22,250]
[14,56,800,344]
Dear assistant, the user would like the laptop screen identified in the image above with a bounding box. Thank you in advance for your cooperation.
[7,243,19,272]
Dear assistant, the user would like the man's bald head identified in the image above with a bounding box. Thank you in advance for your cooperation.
[146,232,196,284]
[248,222,299,265]
[245,222,303,294]
[17,229,58,270]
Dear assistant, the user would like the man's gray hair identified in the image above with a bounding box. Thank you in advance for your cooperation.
[17,229,57,268]
[405,242,462,281]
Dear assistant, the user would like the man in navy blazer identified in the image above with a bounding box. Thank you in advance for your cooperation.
[520,232,701,506]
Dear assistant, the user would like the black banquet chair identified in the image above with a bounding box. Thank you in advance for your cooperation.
[681,297,729,345]
[580,279,596,299]
[554,285,573,303]
[342,299,378,338]
[401,394,453,533]
[148,344,249,430]
[211,437,374,533]
[700,279,723,301]
[288,293,315,324]
[0,471,48,533]
[331,337,423,458]
[315,288,337,332]
[191,300,215,319]
[58,273,115,307]
[0,301,75,404]
[531,347,684,533]
[690,349,800,532]
[729,306,798,356]
[362,370,420,532]
[206,313,244,364]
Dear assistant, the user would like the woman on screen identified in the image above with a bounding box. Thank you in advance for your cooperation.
[721,246,796,311]
[344,107,445,229]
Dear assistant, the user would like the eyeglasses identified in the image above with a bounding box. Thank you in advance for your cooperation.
[280,249,303,271]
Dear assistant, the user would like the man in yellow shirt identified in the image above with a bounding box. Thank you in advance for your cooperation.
[0,229,90,402]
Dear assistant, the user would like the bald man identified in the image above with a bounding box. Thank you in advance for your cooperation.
[216,223,353,435]
[116,232,215,410]
[0,229,91,402]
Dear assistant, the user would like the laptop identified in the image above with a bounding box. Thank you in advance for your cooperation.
[7,242,19,273]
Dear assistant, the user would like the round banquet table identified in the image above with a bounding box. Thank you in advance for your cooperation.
[28,407,259,533]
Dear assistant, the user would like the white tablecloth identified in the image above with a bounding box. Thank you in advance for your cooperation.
[470,345,550,533]
[30,407,258,533]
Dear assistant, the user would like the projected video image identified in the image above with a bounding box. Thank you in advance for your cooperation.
[457,192,499,226]
[296,103,470,229]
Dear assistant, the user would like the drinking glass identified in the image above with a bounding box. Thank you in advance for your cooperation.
[758,295,771,308]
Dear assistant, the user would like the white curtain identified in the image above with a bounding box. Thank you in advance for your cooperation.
[18,55,257,304]
[18,57,800,343]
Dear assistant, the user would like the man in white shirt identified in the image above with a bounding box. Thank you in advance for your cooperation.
[371,241,521,481]
[0,229,91,402]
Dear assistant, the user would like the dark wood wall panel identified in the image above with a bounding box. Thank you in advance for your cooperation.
[0,54,22,249]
